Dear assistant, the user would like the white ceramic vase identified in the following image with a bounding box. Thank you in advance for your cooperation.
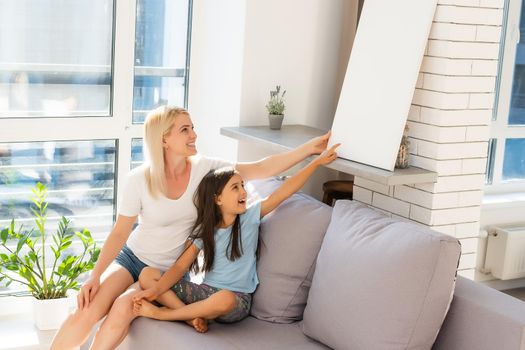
[33,296,72,330]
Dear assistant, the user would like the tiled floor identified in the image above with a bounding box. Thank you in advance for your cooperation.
[0,313,55,350]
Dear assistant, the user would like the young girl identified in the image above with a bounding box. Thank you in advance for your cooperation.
[132,143,340,332]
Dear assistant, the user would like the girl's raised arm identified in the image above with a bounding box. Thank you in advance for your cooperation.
[260,144,340,218]
[235,131,331,181]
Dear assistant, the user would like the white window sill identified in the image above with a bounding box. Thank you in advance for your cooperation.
[482,192,525,209]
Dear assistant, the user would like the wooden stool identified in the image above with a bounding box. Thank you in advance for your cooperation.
[322,180,354,206]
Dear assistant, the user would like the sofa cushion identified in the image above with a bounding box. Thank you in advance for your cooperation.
[246,178,332,323]
[121,316,329,350]
[302,200,460,350]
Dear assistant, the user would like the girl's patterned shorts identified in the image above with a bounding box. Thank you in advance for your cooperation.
[171,279,252,323]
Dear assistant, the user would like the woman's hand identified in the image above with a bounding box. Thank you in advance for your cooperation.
[315,143,340,166]
[133,287,159,302]
[77,274,100,309]
[305,131,332,155]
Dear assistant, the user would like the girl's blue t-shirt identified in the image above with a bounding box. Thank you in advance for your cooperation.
[192,201,261,294]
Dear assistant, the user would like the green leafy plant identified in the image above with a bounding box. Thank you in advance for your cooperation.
[0,183,100,299]
[265,85,286,115]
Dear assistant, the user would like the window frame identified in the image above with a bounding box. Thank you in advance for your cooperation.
[0,0,193,296]
[486,0,525,195]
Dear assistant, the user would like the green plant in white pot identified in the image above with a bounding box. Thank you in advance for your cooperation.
[266,85,286,130]
[0,182,100,330]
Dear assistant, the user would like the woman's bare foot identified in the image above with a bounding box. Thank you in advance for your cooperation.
[186,318,208,333]
[133,299,160,319]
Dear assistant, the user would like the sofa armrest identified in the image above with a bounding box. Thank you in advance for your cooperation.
[433,276,525,350]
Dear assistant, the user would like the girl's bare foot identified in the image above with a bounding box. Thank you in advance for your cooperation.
[186,318,208,333]
[133,299,159,318]
[133,300,207,332]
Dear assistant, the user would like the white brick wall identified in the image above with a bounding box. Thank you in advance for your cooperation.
[415,139,487,159]
[434,6,503,25]
[353,185,372,205]
[427,40,500,59]
[476,25,502,42]
[408,121,466,143]
[414,174,486,192]
[422,74,496,93]
[421,56,472,75]
[469,92,495,109]
[352,3,503,279]
[465,125,490,141]
[472,59,499,75]
[419,107,492,126]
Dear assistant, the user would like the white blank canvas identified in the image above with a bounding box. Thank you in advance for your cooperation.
[330,0,437,171]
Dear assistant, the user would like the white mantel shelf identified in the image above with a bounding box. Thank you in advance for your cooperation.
[220,125,438,186]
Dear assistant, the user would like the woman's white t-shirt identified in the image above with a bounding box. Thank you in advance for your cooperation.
[117,155,233,271]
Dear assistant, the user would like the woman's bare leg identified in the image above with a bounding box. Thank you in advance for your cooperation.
[134,289,237,322]
[89,282,144,350]
[50,265,134,350]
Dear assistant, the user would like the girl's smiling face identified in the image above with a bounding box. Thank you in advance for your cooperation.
[215,173,247,215]
[163,114,197,157]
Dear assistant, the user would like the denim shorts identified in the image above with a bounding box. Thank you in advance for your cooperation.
[114,245,148,282]
[115,245,191,283]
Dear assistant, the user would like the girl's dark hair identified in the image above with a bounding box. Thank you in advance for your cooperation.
[190,167,243,273]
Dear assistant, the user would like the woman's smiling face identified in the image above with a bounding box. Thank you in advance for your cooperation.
[163,114,198,157]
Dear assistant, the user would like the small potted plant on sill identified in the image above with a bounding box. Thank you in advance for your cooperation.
[0,183,100,330]
[266,85,286,130]
[395,123,410,169]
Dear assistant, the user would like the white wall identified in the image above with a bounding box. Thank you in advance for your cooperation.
[480,203,525,228]
[189,0,359,199]
[237,0,357,198]
[187,0,246,162]
[238,0,350,130]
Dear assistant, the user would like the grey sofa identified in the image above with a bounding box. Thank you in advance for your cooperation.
[117,178,525,350]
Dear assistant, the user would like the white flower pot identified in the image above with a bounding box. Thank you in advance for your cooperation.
[33,297,72,330]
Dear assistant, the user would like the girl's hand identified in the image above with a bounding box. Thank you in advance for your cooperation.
[305,131,331,155]
[77,275,100,310]
[315,143,340,165]
[133,287,159,302]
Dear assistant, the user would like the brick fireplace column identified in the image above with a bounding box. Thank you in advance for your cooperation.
[352,0,504,279]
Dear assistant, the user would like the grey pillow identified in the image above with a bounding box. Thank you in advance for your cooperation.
[302,200,460,350]
[247,178,332,323]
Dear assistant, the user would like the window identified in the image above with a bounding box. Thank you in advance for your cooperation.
[0,0,192,293]
[488,0,525,193]
[131,138,144,169]
[133,0,191,123]
[0,1,114,117]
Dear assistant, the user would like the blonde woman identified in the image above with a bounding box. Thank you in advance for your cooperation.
[50,106,331,350]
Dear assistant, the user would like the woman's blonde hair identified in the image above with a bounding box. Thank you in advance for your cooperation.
[143,105,190,198]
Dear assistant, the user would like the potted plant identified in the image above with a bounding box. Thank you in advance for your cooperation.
[395,124,410,169]
[0,182,100,330]
[265,85,286,130]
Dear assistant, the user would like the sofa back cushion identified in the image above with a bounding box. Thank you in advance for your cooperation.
[247,178,332,323]
[302,200,460,350]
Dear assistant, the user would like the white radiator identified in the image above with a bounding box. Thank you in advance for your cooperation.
[485,226,525,280]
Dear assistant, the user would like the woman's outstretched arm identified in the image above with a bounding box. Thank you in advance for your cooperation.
[235,131,331,181]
